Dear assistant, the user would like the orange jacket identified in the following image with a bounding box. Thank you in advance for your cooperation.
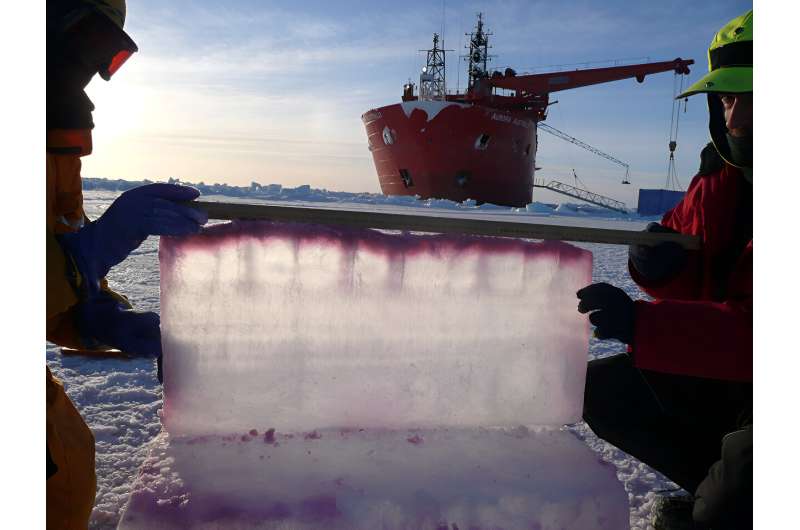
[47,129,92,347]
[46,130,97,529]
[47,129,131,347]
[47,367,96,530]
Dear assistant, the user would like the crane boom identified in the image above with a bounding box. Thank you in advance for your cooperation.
[455,57,693,121]
[489,58,693,94]
[537,123,630,179]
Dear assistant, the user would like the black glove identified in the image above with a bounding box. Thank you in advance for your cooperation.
[577,283,635,344]
[628,222,687,283]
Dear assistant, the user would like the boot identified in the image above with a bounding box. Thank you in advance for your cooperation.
[651,494,708,530]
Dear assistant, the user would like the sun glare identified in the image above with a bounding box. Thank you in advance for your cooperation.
[84,75,145,142]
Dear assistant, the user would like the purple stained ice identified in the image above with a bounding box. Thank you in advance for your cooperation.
[120,427,629,530]
[118,219,631,529]
[158,220,593,434]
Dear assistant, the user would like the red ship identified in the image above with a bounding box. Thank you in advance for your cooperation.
[362,14,693,208]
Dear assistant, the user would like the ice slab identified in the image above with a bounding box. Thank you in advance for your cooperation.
[118,426,629,530]
[120,221,629,529]
[158,221,593,434]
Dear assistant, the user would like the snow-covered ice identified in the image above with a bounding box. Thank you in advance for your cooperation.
[46,187,676,530]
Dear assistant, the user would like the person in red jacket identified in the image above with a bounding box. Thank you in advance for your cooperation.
[576,10,752,529]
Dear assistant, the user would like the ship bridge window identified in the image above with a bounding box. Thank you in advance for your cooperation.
[474,134,491,150]
[399,169,413,188]
[382,126,395,145]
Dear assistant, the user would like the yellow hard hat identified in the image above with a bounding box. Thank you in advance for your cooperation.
[678,10,752,98]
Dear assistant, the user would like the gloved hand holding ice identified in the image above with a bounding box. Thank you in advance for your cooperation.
[120,219,630,529]
[158,220,592,433]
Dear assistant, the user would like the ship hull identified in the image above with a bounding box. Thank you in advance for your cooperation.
[362,101,537,207]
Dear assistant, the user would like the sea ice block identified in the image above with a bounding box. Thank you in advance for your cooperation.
[119,220,630,529]
[158,221,593,434]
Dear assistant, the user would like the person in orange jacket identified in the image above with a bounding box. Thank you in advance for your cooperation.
[46,1,207,527]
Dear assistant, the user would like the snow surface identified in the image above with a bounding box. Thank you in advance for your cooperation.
[46,186,674,530]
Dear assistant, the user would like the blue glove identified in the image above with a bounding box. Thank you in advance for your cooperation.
[76,292,162,359]
[59,183,207,293]
[577,283,635,344]
[628,222,687,283]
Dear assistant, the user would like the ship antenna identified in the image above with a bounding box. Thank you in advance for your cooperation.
[441,0,446,95]
[465,12,495,90]
[455,12,462,93]
[419,32,453,101]
[441,0,446,44]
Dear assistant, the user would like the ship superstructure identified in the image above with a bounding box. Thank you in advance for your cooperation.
[362,13,693,207]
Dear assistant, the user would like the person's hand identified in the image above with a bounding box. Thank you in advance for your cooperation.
[76,292,162,360]
[577,283,635,344]
[59,183,207,293]
[628,222,687,283]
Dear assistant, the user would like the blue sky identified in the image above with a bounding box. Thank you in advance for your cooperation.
[82,0,752,205]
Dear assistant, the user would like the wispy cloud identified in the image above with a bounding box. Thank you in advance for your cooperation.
[83,0,752,201]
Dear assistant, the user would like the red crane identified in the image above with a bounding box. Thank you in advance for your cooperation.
[451,58,694,120]
[489,59,692,93]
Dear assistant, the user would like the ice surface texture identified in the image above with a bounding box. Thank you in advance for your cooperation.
[119,426,628,530]
[158,220,593,434]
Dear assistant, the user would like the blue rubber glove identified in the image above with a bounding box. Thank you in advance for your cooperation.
[58,183,207,293]
[76,292,162,359]
[628,222,687,283]
[577,283,635,344]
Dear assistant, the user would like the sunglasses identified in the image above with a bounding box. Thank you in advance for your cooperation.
[98,26,137,80]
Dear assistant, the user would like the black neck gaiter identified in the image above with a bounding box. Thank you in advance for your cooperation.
[726,133,753,183]
[47,43,95,130]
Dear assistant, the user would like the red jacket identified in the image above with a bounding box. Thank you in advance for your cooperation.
[629,163,752,382]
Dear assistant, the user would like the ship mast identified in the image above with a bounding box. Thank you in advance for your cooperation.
[419,33,449,101]
[464,13,494,90]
